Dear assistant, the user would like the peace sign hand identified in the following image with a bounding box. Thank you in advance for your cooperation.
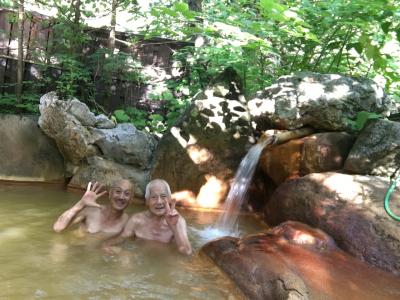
[80,181,107,209]
[164,196,179,227]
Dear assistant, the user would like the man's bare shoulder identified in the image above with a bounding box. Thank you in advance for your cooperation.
[128,211,150,224]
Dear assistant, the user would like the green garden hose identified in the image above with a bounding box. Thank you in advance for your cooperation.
[384,174,400,221]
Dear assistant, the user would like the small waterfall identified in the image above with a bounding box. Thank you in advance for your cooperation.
[214,136,275,234]
[194,127,314,243]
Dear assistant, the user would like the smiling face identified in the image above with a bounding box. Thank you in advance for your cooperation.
[109,180,133,211]
[146,181,171,216]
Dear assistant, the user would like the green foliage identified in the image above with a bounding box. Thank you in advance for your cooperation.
[112,79,190,134]
[6,0,400,135]
[52,55,93,99]
[345,111,383,131]
[0,93,40,114]
[88,49,147,87]
[113,107,166,133]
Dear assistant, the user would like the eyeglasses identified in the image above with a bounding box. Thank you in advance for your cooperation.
[112,188,132,197]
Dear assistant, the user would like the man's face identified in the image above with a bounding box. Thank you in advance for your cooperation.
[147,182,171,216]
[109,180,132,211]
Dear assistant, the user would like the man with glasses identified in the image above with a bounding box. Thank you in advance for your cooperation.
[53,179,133,237]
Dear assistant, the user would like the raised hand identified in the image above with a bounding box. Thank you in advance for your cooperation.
[80,181,107,208]
[164,196,179,227]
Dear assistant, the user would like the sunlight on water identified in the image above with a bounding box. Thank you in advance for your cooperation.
[0,227,26,240]
[191,225,240,246]
[0,184,264,299]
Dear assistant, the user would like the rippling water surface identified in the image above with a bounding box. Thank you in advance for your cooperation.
[0,184,266,299]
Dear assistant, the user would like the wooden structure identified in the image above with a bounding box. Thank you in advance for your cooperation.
[0,8,191,110]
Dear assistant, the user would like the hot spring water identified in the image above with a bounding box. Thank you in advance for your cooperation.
[0,184,264,299]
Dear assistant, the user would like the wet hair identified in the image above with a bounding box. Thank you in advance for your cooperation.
[145,179,171,200]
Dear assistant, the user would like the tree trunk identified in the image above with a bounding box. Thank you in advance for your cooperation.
[108,0,117,54]
[16,0,24,104]
[71,0,82,55]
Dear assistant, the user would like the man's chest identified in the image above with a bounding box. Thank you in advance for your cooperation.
[84,214,124,234]
[136,222,173,243]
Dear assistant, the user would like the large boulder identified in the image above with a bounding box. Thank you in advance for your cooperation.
[68,156,149,197]
[248,73,392,131]
[38,92,98,165]
[344,119,400,177]
[151,85,254,207]
[90,123,156,170]
[38,92,156,194]
[201,221,400,300]
[0,114,64,182]
[259,132,354,185]
[265,172,400,275]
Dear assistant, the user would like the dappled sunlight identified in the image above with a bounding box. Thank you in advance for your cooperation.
[170,126,188,148]
[299,82,325,101]
[323,174,366,204]
[171,127,214,165]
[332,84,350,98]
[187,144,212,164]
[196,175,227,208]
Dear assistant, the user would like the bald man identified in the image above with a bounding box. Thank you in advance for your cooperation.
[53,179,133,237]
[103,179,192,255]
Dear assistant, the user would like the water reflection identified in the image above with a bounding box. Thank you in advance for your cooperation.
[0,184,259,299]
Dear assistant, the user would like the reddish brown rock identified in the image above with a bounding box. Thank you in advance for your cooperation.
[201,221,400,300]
[265,172,400,275]
[259,132,354,185]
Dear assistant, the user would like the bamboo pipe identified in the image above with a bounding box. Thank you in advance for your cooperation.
[259,127,315,146]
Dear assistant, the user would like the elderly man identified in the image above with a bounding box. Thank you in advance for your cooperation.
[53,179,133,237]
[103,179,192,255]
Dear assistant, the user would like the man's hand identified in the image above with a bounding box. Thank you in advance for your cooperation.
[79,181,107,208]
[164,197,179,227]
[53,181,106,233]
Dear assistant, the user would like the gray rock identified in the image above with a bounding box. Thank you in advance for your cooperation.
[90,123,157,169]
[38,92,157,189]
[344,119,400,177]
[68,99,97,126]
[248,73,392,131]
[38,92,98,164]
[95,114,115,129]
[68,156,149,198]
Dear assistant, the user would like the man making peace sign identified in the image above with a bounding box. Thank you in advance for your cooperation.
[103,179,192,255]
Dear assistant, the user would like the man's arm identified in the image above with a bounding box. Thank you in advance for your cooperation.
[53,201,86,232]
[164,198,192,255]
[102,216,137,248]
[171,216,192,256]
[53,182,106,232]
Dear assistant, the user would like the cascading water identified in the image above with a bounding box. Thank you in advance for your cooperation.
[194,127,315,244]
[194,136,275,243]
[215,136,275,233]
